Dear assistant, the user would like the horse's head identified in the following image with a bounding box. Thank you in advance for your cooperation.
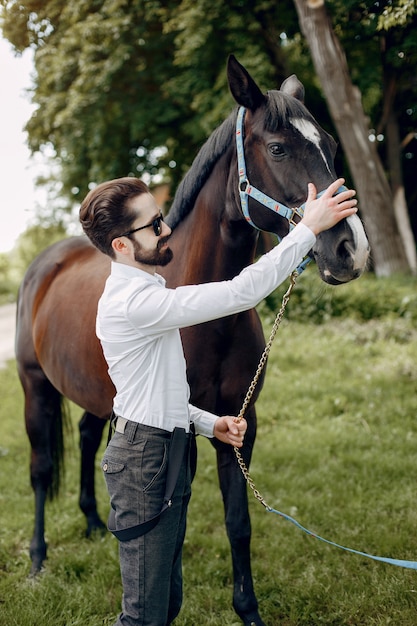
[227,55,370,284]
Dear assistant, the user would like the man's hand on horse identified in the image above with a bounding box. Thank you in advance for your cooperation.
[302,177,358,236]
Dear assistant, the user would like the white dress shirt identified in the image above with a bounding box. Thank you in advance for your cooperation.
[96,222,316,436]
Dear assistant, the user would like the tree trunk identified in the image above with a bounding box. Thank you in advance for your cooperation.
[378,38,417,273]
[292,0,411,276]
[385,109,417,273]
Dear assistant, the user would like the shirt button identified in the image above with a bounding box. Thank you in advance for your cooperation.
[103,463,108,472]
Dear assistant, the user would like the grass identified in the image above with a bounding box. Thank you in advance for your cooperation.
[1,274,417,624]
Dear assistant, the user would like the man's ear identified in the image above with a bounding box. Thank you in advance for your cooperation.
[111,237,130,255]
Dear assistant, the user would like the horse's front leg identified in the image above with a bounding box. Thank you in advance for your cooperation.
[79,412,107,536]
[213,409,266,626]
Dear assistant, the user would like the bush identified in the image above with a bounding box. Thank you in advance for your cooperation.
[259,268,417,324]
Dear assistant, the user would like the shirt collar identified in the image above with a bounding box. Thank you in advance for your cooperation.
[110,261,166,286]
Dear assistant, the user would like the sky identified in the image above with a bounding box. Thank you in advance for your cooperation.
[0,38,44,253]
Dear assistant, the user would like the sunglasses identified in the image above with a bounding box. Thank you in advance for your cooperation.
[119,213,164,238]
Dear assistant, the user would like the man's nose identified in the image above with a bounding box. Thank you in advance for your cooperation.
[162,220,172,236]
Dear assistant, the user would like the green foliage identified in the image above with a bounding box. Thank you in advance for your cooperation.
[1,293,417,623]
[0,224,69,302]
[12,222,69,273]
[1,0,416,271]
[1,0,414,192]
[377,0,417,30]
[0,0,326,202]
[327,1,417,214]
[0,253,16,301]
[260,268,417,325]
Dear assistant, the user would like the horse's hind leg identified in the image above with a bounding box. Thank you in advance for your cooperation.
[22,370,64,575]
[79,412,107,536]
[214,410,266,626]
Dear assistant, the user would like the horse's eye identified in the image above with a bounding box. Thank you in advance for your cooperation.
[269,143,285,158]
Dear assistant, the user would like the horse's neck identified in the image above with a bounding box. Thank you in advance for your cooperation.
[165,186,258,287]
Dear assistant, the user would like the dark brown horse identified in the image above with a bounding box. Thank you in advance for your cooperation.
[16,55,369,625]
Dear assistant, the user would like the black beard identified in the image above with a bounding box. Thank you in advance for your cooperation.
[132,236,173,267]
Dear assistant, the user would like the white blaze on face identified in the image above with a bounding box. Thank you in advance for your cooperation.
[346,214,370,272]
[289,117,332,174]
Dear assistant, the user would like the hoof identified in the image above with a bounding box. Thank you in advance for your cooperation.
[240,611,267,626]
[85,514,106,538]
[29,542,47,577]
[29,556,46,578]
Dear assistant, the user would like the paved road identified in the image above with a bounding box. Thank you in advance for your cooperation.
[0,303,16,368]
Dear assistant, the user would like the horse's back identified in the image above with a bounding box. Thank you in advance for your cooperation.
[16,237,114,417]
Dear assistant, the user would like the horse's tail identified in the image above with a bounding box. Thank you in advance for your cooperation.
[47,393,72,501]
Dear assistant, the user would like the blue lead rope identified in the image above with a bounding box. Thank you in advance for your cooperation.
[266,505,417,570]
[233,109,417,568]
[233,267,417,572]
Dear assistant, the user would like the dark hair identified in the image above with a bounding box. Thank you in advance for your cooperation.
[79,177,150,257]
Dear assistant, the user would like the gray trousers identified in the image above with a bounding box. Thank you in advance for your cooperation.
[102,420,192,626]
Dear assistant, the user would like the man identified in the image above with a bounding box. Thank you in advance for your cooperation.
[79,176,357,626]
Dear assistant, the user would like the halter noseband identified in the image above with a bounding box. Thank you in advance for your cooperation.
[235,106,346,274]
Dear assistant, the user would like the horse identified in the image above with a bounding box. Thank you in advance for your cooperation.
[15,54,369,626]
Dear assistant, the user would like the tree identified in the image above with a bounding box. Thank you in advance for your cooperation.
[0,0,324,202]
[1,0,179,207]
[377,5,417,272]
[333,0,417,272]
[1,0,416,275]
[292,0,415,276]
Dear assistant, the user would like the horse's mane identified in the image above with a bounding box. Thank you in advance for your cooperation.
[166,90,312,229]
[166,111,236,229]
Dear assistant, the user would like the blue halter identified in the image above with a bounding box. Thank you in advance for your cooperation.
[235,106,346,275]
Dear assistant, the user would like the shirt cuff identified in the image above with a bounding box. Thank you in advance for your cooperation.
[189,404,217,438]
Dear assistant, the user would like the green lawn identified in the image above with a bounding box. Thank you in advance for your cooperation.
[1,280,417,625]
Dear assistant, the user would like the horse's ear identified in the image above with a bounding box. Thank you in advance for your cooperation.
[280,75,305,103]
[227,54,265,111]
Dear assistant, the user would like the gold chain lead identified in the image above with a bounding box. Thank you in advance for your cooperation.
[234,271,298,508]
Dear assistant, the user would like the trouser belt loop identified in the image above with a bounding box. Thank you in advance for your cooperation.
[115,415,128,434]
[125,419,139,443]
[113,415,139,440]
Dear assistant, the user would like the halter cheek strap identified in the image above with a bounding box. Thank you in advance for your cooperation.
[235,106,347,274]
[236,107,305,229]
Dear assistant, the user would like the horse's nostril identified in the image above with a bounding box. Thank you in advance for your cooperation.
[337,238,353,261]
